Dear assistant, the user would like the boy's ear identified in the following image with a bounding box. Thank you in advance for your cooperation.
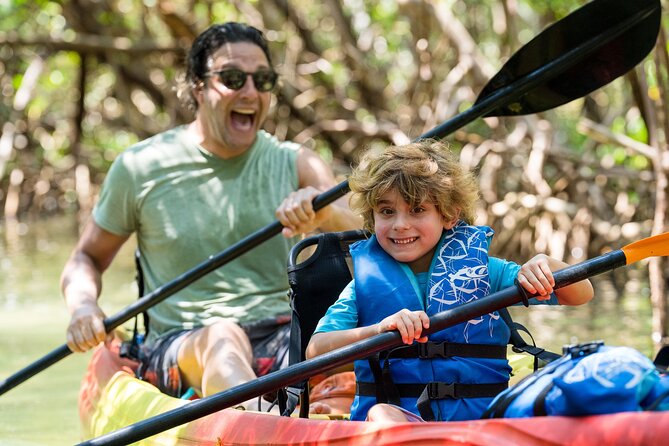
[443,212,460,230]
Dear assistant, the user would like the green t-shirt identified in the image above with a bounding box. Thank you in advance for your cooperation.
[94,126,300,342]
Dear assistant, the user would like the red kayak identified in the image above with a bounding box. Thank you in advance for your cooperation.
[78,340,669,445]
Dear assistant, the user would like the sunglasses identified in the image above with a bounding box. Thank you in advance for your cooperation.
[206,68,278,92]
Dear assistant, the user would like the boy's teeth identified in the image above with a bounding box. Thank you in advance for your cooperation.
[394,237,416,244]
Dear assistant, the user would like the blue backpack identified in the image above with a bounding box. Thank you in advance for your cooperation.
[482,341,669,418]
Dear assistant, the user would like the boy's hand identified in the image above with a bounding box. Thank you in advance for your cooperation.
[517,254,555,301]
[378,309,430,344]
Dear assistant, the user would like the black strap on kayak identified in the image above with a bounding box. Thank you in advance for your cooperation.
[120,249,150,360]
[499,307,561,370]
[532,380,558,417]
[645,389,669,411]
[276,387,300,417]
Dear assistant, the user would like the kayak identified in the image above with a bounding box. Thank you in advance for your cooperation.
[79,340,669,445]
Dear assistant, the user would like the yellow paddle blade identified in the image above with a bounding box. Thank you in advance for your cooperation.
[621,232,669,265]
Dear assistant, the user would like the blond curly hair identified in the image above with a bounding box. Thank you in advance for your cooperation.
[348,139,479,232]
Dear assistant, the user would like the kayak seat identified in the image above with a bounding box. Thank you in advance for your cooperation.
[284,229,369,418]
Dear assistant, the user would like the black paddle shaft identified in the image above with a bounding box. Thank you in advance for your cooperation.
[0,0,660,397]
[77,249,627,446]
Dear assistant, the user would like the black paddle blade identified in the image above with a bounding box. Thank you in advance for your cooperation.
[476,0,661,116]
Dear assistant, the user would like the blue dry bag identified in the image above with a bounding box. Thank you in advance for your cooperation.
[482,341,669,418]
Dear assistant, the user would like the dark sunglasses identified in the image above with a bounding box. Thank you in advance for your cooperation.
[206,68,278,92]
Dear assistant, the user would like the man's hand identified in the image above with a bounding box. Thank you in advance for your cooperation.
[276,186,331,238]
[66,302,108,352]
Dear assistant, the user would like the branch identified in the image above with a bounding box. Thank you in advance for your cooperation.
[0,54,46,180]
[292,118,408,147]
[0,32,186,55]
[577,117,668,168]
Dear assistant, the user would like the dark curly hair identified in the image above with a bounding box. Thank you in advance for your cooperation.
[180,22,273,111]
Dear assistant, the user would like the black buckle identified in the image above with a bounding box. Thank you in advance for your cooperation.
[119,340,140,360]
[563,340,604,359]
[418,342,449,358]
[428,382,456,399]
[512,345,545,356]
[418,342,435,358]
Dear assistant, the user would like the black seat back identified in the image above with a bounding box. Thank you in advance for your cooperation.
[287,229,369,366]
[281,230,368,418]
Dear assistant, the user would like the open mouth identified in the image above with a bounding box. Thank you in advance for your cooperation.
[230,109,256,131]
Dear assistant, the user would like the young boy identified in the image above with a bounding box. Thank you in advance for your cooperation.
[305,140,594,422]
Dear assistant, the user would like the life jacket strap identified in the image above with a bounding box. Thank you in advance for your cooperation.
[385,341,507,360]
[416,381,508,421]
[356,381,506,398]
[364,342,507,406]
[356,381,507,420]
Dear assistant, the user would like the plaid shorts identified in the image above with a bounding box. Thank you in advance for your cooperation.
[137,315,291,398]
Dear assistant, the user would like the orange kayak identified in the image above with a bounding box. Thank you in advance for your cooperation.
[79,342,669,445]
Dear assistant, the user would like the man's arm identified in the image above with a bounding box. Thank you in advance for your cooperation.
[275,147,362,237]
[61,220,129,352]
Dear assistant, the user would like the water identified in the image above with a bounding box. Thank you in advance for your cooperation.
[508,268,655,357]
[0,216,655,445]
[0,216,137,446]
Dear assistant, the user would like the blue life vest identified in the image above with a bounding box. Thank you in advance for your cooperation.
[483,341,669,418]
[350,222,511,421]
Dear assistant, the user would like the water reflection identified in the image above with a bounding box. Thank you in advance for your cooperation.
[0,216,136,309]
[0,215,137,445]
[510,269,653,357]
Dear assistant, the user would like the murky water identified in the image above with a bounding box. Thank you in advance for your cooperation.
[0,216,655,445]
[0,216,137,445]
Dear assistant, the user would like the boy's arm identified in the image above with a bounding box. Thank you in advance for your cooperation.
[306,326,381,359]
[306,309,430,359]
[517,254,594,306]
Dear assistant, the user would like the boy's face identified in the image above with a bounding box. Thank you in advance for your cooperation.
[373,188,457,273]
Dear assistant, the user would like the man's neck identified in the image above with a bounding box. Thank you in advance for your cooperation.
[186,121,252,160]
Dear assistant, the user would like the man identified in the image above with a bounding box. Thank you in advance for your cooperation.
[61,22,360,407]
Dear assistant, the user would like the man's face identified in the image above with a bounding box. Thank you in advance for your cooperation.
[196,41,273,158]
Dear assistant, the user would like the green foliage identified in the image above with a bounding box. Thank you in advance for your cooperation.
[524,0,585,18]
[0,0,667,248]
